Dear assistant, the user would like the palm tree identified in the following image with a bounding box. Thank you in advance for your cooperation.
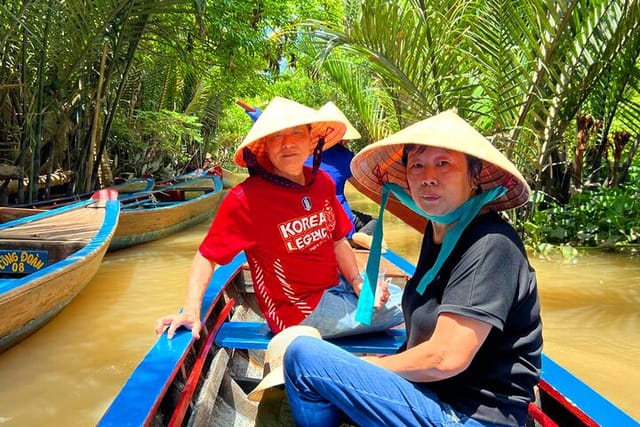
[0,0,214,202]
[301,0,640,205]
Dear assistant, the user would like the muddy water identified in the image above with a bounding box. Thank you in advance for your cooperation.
[0,187,638,425]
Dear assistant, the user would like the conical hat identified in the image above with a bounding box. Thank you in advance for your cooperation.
[319,102,361,140]
[247,325,322,402]
[233,97,347,167]
[350,109,530,212]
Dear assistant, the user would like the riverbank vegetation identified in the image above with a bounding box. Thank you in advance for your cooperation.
[1,0,639,254]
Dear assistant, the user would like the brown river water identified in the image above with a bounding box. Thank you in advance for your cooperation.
[0,185,638,426]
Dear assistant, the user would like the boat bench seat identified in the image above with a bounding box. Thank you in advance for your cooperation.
[214,321,406,355]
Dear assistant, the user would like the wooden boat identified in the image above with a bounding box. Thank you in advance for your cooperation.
[151,167,243,191]
[108,175,224,251]
[0,175,223,251]
[221,167,243,189]
[0,190,120,353]
[0,177,154,222]
[97,248,637,427]
[110,177,155,194]
[153,170,210,188]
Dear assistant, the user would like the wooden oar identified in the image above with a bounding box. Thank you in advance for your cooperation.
[236,99,255,112]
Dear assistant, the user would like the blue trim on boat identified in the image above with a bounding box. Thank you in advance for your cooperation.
[540,354,638,426]
[382,249,416,276]
[216,321,405,355]
[97,252,246,427]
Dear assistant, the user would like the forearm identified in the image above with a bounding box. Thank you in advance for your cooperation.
[333,238,361,292]
[182,250,216,318]
[363,346,459,382]
[364,314,491,382]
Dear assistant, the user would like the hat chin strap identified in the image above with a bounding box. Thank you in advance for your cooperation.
[242,138,325,190]
[354,183,507,325]
[310,136,325,176]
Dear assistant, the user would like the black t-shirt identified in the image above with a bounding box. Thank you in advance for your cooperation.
[402,211,542,426]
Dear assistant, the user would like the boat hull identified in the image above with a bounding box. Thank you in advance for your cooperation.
[108,176,224,251]
[0,194,120,353]
[98,248,638,427]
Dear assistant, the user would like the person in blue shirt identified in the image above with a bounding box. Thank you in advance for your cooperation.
[303,102,380,250]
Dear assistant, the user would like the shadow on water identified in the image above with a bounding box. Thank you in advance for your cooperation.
[0,188,638,425]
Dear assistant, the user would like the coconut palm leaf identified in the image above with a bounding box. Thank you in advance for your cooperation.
[303,0,479,121]
[301,0,640,202]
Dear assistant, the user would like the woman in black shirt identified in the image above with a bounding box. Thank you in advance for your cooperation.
[282,109,542,427]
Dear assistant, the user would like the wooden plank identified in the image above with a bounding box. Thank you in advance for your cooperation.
[0,206,103,242]
[190,349,230,426]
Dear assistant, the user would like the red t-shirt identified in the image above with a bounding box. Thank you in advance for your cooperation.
[199,168,352,332]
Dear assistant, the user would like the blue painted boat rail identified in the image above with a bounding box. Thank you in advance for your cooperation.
[539,354,637,426]
[98,252,246,427]
[117,175,223,210]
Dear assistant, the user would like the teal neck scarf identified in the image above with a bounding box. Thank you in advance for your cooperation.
[354,183,507,325]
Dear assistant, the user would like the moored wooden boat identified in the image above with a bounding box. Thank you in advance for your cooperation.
[0,190,120,353]
[108,175,224,251]
[110,177,155,194]
[0,177,154,221]
[154,166,242,190]
[0,176,223,252]
[97,248,637,427]
[153,170,211,188]
[221,167,243,189]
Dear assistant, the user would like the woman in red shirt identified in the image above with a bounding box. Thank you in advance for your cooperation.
[155,97,403,339]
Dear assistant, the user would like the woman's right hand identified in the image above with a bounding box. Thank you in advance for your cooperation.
[374,280,391,309]
[353,274,391,309]
[154,311,202,339]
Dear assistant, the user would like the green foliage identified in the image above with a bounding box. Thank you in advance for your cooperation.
[524,166,640,251]
[300,0,640,207]
[110,110,203,179]
[212,65,353,172]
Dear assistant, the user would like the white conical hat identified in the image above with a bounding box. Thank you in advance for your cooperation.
[233,97,346,168]
[350,109,530,212]
[319,101,361,140]
[247,325,322,402]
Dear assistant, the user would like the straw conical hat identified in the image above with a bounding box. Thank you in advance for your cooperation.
[233,97,347,167]
[350,109,530,212]
[247,325,322,402]
[318,102,361,140]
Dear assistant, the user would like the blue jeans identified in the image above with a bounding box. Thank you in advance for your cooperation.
[300,274,404,338]
[283,337,494,427]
